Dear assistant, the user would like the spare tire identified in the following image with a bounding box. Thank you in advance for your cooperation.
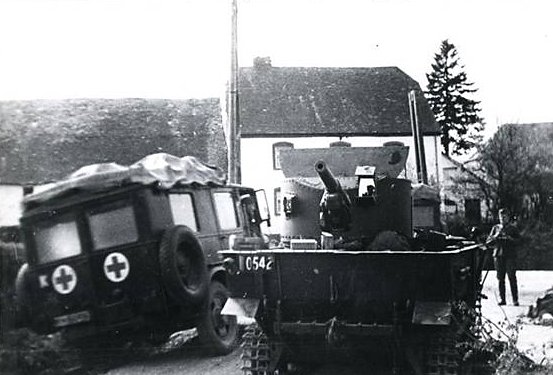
[159,226,209,306]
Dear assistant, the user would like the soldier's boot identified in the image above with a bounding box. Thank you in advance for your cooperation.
[510,278,519,306]
[498,280,506,305]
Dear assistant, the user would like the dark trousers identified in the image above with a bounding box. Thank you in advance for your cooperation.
[494,256,518,303]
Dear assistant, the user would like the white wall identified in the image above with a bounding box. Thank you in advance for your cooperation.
[0,185,23,226]
[241,135,440,234]
[438,154,490,222]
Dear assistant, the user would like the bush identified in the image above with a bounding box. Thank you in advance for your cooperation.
[444,215,553,270]
[0,240,75,374]
[0,329,77,374]
[457,302,553,374]
[444,213,473,237]
[517,220,553,270]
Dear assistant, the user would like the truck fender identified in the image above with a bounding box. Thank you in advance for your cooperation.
[208,265,227,284]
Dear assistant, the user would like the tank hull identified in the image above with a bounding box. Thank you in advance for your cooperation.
[222,245,482,326]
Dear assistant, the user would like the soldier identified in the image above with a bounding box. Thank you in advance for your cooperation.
[487,208,520,306]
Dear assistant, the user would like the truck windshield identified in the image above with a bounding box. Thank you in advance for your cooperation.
[88,205,138,250]
[35,218,81,264]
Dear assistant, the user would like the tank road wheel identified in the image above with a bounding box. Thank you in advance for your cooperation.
[241,324,283,375]
[197,281,238,355]
[159,226,209,306]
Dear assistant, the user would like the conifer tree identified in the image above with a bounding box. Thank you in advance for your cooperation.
[425,40,484,156]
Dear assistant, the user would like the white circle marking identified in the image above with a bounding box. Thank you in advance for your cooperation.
[52,265,77,294]
[103,252,130,282]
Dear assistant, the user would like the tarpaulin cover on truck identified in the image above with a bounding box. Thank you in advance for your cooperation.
[23,153,226,204]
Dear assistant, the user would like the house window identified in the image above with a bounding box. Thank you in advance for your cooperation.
[274,187,282,216]
[465,199,481,225]
[443,167,457,186]
[444,198,457,206]
[444,198,458,215]
[273,142,294,170]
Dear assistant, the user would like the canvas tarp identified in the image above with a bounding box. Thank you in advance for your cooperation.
[23,153,226,204]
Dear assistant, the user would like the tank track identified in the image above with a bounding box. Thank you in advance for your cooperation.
[424,329,493,375]
[424,331,462,375]
[241,324,275,375]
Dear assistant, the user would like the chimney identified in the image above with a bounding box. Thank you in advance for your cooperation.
[329,141,351,148]
[253,56,272,71]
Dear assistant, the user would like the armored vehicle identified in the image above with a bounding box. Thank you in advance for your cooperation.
[14,153,269,354]
[220,145,486,374]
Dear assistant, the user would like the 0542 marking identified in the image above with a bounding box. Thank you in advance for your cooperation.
[239,255,274,272]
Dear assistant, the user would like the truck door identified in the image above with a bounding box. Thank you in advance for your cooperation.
[24,211,97,331]
[168,189,221,265]
[211,189,244,251]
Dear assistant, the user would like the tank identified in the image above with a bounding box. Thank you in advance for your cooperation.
[220,144,487,374]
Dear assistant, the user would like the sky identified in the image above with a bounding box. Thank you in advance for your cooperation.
[0,0,551,138]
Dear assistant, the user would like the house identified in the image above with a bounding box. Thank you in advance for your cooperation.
[440,153,489,226]
[238,58,441,234]
[0,98,226,226]
[438,122,553,225]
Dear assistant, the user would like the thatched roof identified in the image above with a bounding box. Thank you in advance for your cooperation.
[0,98,227,184]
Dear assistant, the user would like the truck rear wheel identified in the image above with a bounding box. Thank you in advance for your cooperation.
[159,226,209,306]
[197,281,238,355]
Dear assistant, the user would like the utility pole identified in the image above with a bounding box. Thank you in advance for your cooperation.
[228,0,241,184]
[408,90,428,184]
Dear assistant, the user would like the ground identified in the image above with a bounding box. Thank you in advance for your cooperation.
[480,270,553,365]
[105,271,553,375]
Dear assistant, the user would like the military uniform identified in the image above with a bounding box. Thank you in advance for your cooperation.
[488,221,520,305]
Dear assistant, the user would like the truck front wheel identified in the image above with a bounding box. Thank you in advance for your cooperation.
[197,281,238,355]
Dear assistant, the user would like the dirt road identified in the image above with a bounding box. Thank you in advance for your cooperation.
[105,271,553,375]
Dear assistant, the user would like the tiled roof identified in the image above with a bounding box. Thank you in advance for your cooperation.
[0,98,226,184]
[506,122,553,134]
[238,64,439,137]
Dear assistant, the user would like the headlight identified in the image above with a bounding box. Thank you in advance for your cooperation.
[223,257,238,275]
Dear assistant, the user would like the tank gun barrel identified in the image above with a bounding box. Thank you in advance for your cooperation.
[315,160,341,193]
[315,160,351,233]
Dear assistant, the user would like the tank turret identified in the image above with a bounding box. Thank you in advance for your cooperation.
[278,145,412,248]
[315,160,351,233]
